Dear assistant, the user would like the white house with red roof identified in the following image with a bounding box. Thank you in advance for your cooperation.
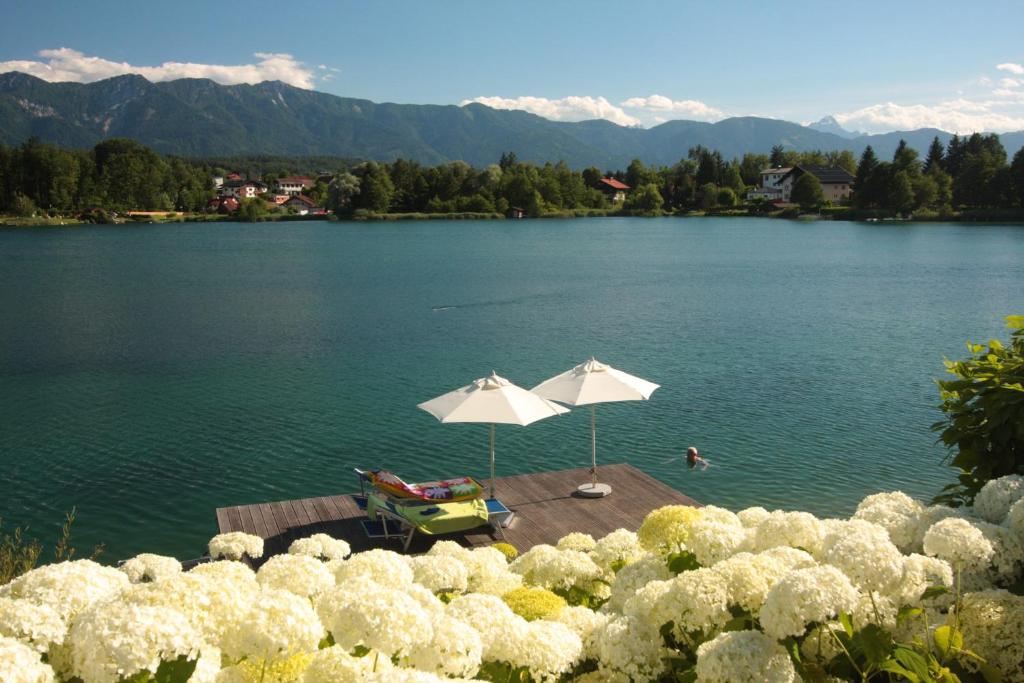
[598,177,630,203]
[275,176,315,196]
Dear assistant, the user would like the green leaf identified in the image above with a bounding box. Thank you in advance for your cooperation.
[921,585,951,601]
[151,656,198,683]
[898,605,924,624]
[880,660,921,682]
[781,636,802,664]
[667,551,701,574]
[838,612,855,637]
[933,625,963,655]
[859,623,895,666]
[894,646,932,682]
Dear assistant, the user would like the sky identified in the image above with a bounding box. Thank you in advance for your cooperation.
[2,0,1024,134]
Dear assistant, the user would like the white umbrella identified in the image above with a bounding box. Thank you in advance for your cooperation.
[532,358,659,497]
[418,372,569,498]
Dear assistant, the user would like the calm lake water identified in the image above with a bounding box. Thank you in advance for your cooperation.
[2,217,1022,560]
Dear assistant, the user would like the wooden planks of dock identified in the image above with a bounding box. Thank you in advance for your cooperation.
[215,463,699,560]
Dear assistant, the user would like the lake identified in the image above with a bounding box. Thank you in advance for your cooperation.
[1,217,1022,560]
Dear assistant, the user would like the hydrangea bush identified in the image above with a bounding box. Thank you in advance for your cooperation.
[2,476,1024,682]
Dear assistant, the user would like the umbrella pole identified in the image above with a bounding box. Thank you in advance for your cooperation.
[591,405,597,486]
[489,423,496,500]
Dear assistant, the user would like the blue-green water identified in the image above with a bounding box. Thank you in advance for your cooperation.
[2,217,1022,560]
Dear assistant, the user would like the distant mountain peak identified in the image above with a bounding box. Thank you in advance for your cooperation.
[808,115,861,139]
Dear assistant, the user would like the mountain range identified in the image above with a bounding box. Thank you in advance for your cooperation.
[2,72,1022,169]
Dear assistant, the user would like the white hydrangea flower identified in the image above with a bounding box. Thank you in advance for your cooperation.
[853,491,924,552]
[687,518,748,566]
[301,645,391,683]
[401,583,446,619]
[362,669,461,683]
[757,546,818,572]
[760,565,861,640]
[589,529,645,574]
[557,532,597,552]
[820,519,904,592]
[288,534,352,561]
[332,548,413,588]
[887,554,954,607]
[0,635,55,683]
[208,532,264,561]
[0,560,129,622]
[316,578,432,657]
[752,510,825,555]
[1007,498,1024,536]
[408,555,469,594]
[695,630,797,683]
[709,552,781,614]
[256,553,335,599]
[220,587,322,663]
[445,593,525,663]
[549,605,608,659]
[502,620,582,682]
[972,520,1024,585]
[605,553,672,613]
[67,602,201,683]
[923,517,995,572]
[910,504,966,553]
[403,617,482,679]
[459,546,522,595]
[511,545,602,591]
[626,568,731,636]
[119,554,182,584]
[121,570,258,646]
[699,505,744,528]
[0,597,66,653]
[736,506,770,528]
[973,474,1024,524]
[592,615,666,683]
[188,559,257,584]
[955,589,1024,681]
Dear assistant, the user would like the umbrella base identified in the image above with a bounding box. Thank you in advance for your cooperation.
[577,482,612,498]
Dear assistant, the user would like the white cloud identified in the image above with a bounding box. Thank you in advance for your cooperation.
[999,77,1022,89]
[996,62,1024,75]
[461,95,642,126]
[461,92,726,127]
[0,48,318,88]
[833,99,1024,134]
[620,94,725,122]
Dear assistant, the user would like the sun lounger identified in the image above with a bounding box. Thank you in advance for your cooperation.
[355,468,484,502]
[366,489,501,551]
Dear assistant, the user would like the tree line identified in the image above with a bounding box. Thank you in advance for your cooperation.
[3,136,1024,220]
[850,133,1024,214]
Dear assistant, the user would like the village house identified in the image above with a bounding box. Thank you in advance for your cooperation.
[283,194,319,214]
[778,165,855,203]
[746,167,792,201]
[275,176,315,196]
[598,177,630,203]
[220,179,268,200]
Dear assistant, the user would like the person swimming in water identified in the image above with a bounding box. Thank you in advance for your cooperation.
[686,446,710,470]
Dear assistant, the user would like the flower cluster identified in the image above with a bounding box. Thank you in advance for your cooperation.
[3,477,1024,682]
[207,532,264,561]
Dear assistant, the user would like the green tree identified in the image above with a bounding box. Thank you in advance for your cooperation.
[887,171,915,214]
[353,162,395,213]
[624,182,664,215]
[697,182,718,210]
[327,171,360,214]
[892,139,921,176]
[716,187,737,207]
[790,173,824,211]
[852,146,879,208]
[739,153,770,186]
[927,166,953,210]
[826,150,858,175]
[11,192,37,217]
[933,316,1024,506]
[769,145,787,168]
[722,163,744,192]
[1011,147,1024,208]
[237,198,266,222]
[923,136,945,174]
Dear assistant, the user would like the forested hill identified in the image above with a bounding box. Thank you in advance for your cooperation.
[2,72,1022,167]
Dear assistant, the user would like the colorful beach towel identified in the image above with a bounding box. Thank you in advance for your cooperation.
[366,470,484,502]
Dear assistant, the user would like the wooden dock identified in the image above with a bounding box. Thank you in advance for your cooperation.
[215,463,699,559]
